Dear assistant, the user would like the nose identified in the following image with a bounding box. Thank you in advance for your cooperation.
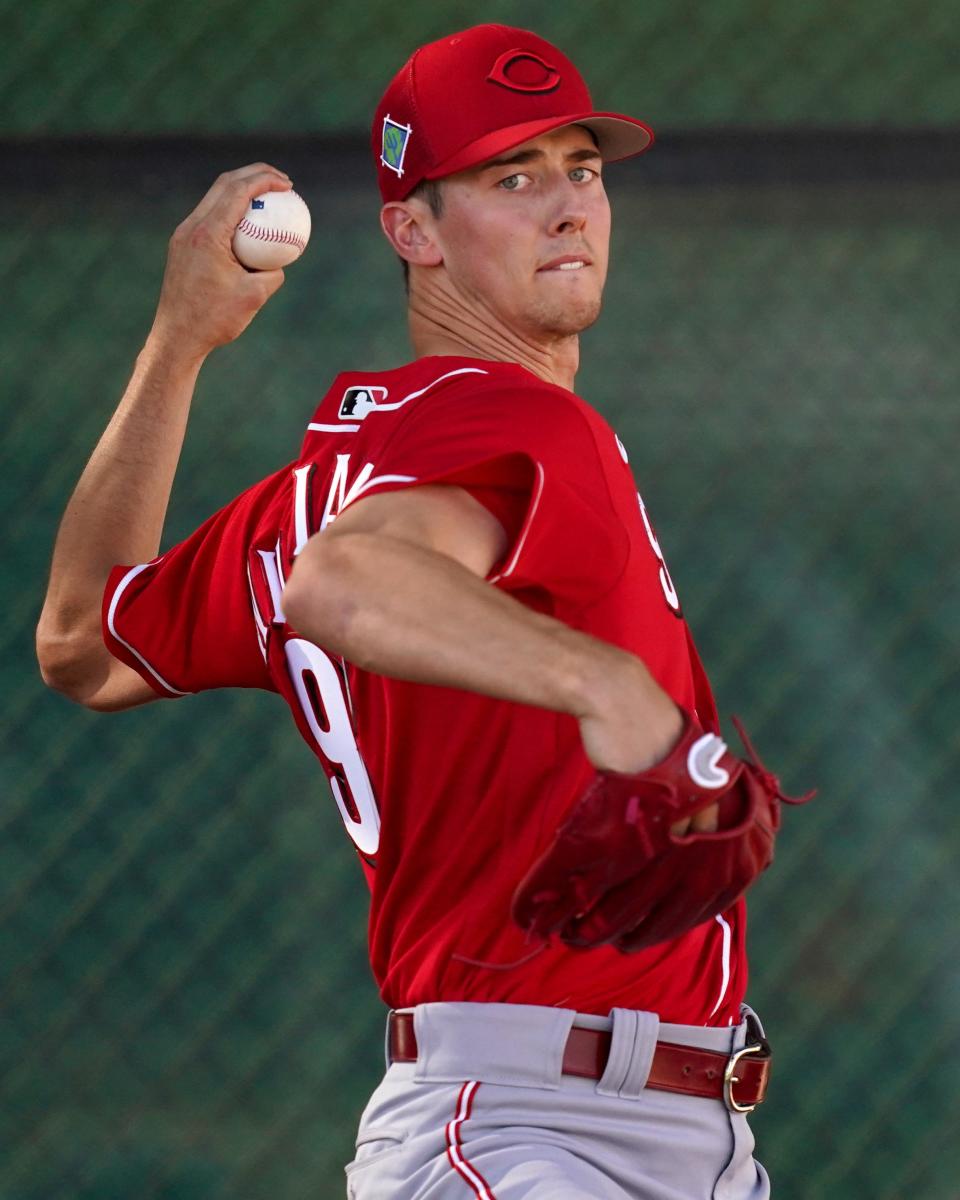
[547,173,588,236]
[549,207,587,237]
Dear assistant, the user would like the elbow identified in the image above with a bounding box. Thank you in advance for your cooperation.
[281,535,362,653]
[36,620,72,689]
[35,623,104,707]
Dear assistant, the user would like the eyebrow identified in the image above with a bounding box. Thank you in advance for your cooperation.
[479,146,603,171]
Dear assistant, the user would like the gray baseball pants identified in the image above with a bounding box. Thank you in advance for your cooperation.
[344,1002,771,1199]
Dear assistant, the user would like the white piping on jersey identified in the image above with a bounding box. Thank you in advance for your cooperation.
[489,461,545,584]
[381,366,489,410]
[307,367,490,435]
[708,913,733,1021]
[340,473,418,509]
[106,562,190,696]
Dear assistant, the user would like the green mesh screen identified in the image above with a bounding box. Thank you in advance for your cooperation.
[4,2,959,1197]
[2,0,958,134]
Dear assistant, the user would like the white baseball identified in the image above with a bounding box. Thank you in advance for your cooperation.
[232,189,311,270]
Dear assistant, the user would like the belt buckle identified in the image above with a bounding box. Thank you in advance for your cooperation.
[722,1038,769,1113]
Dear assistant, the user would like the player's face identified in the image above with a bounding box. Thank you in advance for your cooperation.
[434,126,611,340]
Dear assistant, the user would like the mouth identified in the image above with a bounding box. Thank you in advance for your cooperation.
[537,255,592,273]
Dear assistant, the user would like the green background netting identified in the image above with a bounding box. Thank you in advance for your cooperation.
[3,1,958,1197]
[3,0,959,133]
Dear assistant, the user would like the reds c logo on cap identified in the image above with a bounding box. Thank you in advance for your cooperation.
[487,49,562,94]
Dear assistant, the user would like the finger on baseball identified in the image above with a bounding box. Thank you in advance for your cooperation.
[190,164,292,225]
[209,170,294,233]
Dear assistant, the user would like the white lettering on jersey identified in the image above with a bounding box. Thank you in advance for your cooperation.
[257,548,286,624]
[320,455,374,530]
[638,493,681,612]
[248,454,419,858]
[613,431,680,614]
[250,449,432,856]
[292,465,314,555]
[246,563,269,660]
[319,454,416,530]
[285,637,381,856]
[247,525,379,854]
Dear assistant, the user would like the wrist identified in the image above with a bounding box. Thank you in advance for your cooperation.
[142,319,211,374]
[575,639,671,726]
[574,640,686,774]
[553,627,625,719]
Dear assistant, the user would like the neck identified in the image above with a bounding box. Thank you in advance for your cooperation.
[407,273,580,392]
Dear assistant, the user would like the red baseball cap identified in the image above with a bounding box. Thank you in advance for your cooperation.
[372,24,654,203]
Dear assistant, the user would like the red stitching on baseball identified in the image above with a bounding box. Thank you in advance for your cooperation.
[236,217,307,251]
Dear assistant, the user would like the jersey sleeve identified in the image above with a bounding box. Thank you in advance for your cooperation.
[342,383,630,610]
[101,470,288,698]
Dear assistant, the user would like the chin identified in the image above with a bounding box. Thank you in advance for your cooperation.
[533,295,603,338]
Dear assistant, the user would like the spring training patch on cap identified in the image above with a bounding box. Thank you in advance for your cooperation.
[381,115,413,177]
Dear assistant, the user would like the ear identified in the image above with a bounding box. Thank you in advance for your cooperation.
[380,202,443,269]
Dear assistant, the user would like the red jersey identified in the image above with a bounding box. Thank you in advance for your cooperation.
[102,356,747,1026]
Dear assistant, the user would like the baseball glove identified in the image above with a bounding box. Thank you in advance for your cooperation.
[511,712,813,952]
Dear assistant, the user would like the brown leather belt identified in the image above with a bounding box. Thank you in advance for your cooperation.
[388,1010,771,1113]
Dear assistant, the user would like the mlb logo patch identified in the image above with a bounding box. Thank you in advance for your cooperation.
[381,115,413,178]
[339,386,388,420]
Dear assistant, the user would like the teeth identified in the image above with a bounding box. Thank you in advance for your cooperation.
[555,260,585,270]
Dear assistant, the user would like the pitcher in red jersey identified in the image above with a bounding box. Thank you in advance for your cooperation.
[37,23,805,1200]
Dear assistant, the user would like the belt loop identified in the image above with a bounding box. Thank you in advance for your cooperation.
[739,1002,766,1048]
[596,1008,659,1099]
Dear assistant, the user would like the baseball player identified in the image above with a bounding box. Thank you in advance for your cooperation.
[37,24,809,1200]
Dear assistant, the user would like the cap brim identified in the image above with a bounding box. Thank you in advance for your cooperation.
[425,111,654,181]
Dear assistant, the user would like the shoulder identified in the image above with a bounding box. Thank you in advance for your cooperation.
[395,359,612,447]
[300,358,619,480]
[326,356,595,425]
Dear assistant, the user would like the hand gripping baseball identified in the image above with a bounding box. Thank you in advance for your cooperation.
[151,164,292,361]
[511,713,814,953]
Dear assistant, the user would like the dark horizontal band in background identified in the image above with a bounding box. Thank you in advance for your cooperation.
[7,128,959,193]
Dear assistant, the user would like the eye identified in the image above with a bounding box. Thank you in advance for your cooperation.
[498,173,530,191]
[570,165,599,183]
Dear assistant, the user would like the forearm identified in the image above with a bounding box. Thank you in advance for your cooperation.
[39,335,203,650]
[283,531,681,771]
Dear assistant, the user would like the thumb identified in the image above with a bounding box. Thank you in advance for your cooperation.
[258,268,286,299]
